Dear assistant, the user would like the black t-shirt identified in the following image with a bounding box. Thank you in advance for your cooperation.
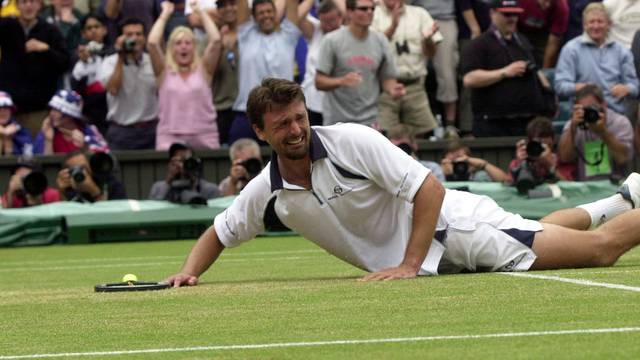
[460,30,543,120]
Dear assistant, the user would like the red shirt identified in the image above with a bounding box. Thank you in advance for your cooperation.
[2,187,61,208]
[518,0,569,36]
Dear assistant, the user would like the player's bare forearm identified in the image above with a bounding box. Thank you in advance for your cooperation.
[402,174,444,271]
[360,174,444,281]
[171,225,226,286]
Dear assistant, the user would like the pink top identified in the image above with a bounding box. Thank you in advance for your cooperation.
[157,65,219,136]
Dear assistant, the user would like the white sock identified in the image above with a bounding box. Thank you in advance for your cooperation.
[577,194,633,228]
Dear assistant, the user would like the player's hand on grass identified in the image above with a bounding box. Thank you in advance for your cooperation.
[358,264,418,282]
[165,273,199,287]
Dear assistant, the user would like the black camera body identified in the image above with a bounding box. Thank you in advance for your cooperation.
[22,171,48,197]
[525,60,537,74]
[526,140,544,158]
[581,105,601,129]
[239,158,263,181]
[182,156,202,178]
[446,161,470,181]
[70,165,86,183]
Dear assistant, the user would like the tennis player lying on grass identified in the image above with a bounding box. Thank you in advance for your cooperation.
[166,78,640,285]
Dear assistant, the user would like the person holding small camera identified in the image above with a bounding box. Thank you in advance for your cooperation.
[440,141,508,182]
[57,151,126,202]
[33,90,109,155]
[2,159,60,208]
[149,142,220,204]
[558,84,634,181]
[218,138,263,196]
[97,17,159,150]
[71,13,112,136]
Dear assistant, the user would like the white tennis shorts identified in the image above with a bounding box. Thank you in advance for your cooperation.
[434,189,543,274]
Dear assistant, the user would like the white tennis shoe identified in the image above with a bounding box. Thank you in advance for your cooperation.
[617,172,640,209]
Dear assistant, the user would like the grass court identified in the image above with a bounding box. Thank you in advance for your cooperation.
[1,236,639,359]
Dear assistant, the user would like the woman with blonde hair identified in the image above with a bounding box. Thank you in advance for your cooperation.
[147,0,222,150]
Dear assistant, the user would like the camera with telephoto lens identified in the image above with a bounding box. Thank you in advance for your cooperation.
[22,171,48,197]
[526,140,544,158]
[582,105,601,125]
[69,152,114,184]
[239,158,263,181]
[446,161,470,181]
[122,37,136,53]
[182,156,202,178]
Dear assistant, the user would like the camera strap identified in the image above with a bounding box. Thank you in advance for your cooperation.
[573,139,606,167]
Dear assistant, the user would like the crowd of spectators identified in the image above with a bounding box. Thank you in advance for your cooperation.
[3,0,640,208]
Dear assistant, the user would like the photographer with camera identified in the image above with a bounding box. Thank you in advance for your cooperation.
[149,142,220,204]
[509,117,572,194]
[440,140,508,182]
[57,151,126,202]
[558,84,634,181]
[2,158,60,208]
[71,13,112,136]
[219,138,263,196]
[97,17,158,150]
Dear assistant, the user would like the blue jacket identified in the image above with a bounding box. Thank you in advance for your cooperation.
[4,118,33,155]
[554,34,639,114]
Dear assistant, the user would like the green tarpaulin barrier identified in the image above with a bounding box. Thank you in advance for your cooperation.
[0,181,619,247]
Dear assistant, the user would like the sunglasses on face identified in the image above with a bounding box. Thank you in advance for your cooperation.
[354,5,375,12]
[216,0,235,7]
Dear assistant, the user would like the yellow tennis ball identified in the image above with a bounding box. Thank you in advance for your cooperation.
[122,274,138,283]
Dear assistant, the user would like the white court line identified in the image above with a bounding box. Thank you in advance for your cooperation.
[502,272,640,292]
[1,327,639,359]
[0,250,324,266]
[0,255,323,273]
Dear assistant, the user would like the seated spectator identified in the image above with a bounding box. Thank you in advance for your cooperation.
[558,84,633,181]
[0,0,71,137]
[34,90,109,155]
[386,124,445,182]
[149,142,220,204]
[71,13,111,135]
[516,0,568,68]
[554,3,639,117]
[147,1,221,151]
[0,91,33,156]
[218,138,263,196]
[461,0,553,137]
[39,0,86,54]
[97,18,159,150]
[1,158,60,208]
[56,150,126,202]
[509,116,572,189]
[441,141,508,182]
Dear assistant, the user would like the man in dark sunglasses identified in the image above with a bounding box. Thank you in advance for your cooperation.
[316,0,406,127]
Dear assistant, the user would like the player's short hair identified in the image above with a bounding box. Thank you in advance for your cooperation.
[246,78,306,130]
[576,84,605,103]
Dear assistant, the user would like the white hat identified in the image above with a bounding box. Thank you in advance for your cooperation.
[48,90,84,119]
[0,91,14,109]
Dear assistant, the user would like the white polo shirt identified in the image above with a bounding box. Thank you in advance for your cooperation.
[213,123,446,274]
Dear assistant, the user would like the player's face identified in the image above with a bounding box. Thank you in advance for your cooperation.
[254,100,310,161]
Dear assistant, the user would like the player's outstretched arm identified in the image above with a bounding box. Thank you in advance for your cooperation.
[360,174,445,281]
[165,225,226,287]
